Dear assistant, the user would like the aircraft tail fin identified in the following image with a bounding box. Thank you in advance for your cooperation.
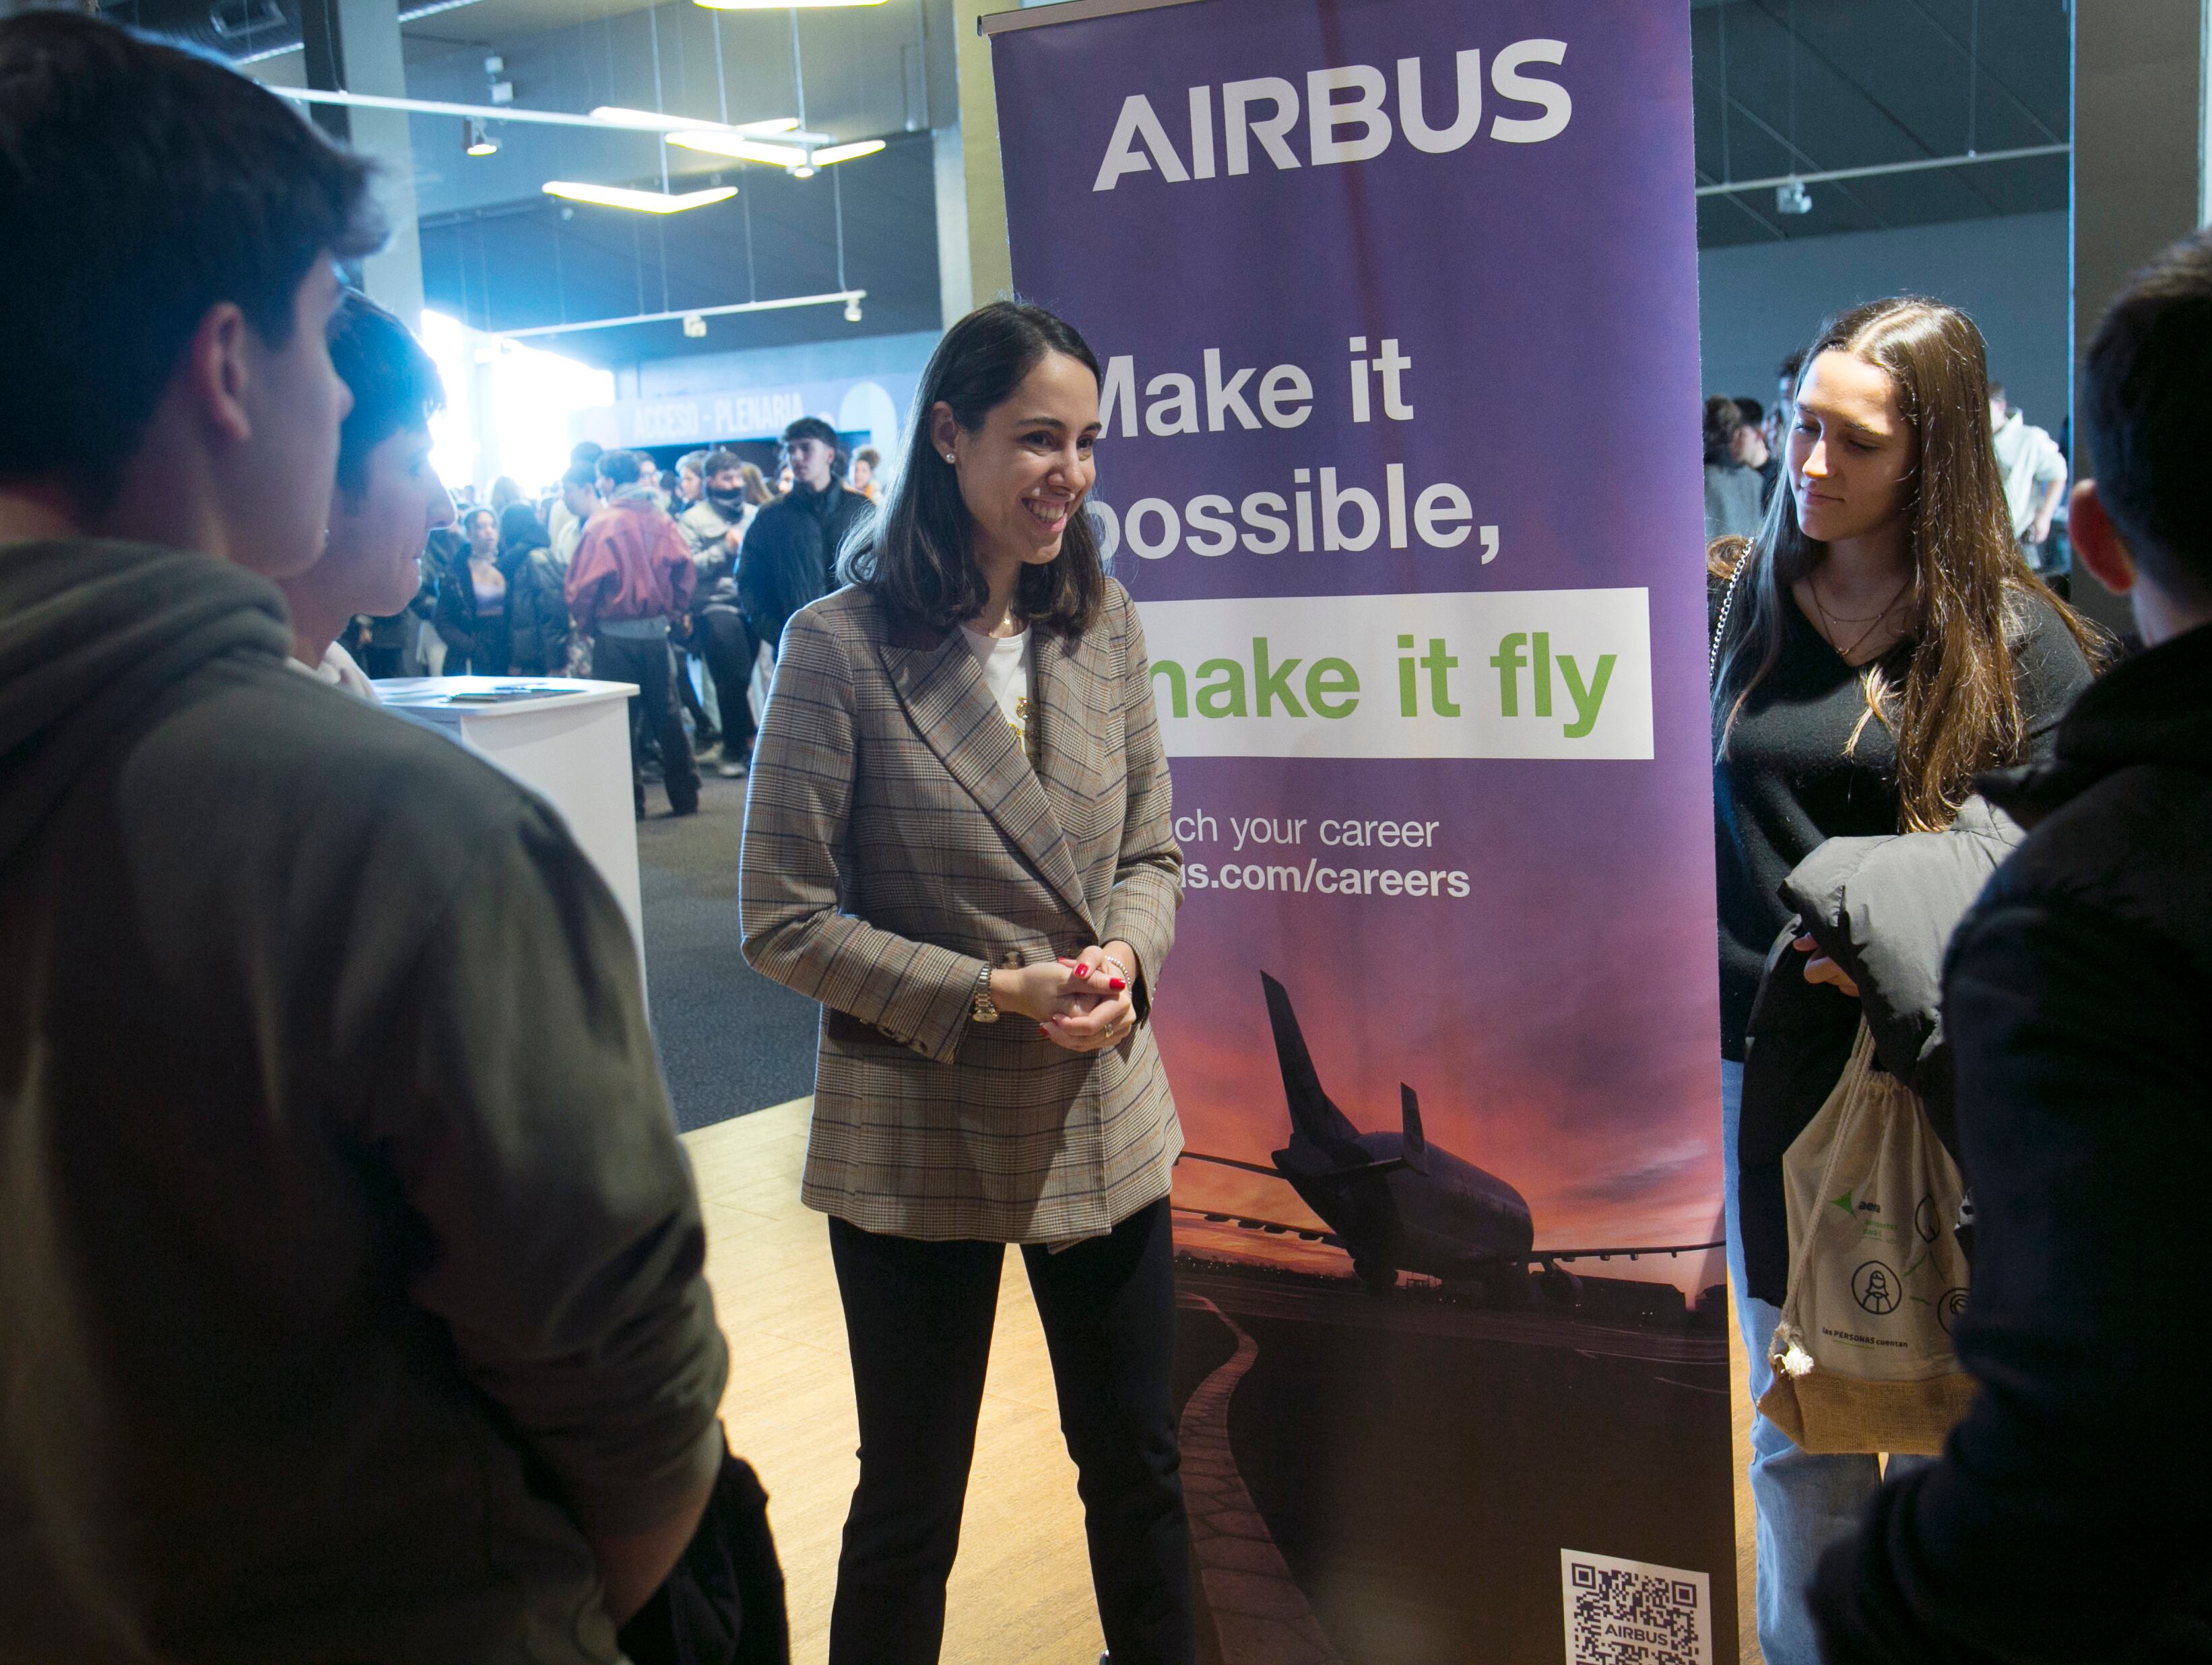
[1400,1083,1428,1174]
[1261,973,1364,1158]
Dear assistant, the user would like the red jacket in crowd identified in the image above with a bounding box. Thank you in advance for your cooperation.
[563,491,696,635]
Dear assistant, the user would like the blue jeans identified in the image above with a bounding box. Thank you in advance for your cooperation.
[1721,1059,1928,1665]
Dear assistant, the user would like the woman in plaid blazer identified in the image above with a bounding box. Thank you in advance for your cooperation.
[739,302,1192,1665]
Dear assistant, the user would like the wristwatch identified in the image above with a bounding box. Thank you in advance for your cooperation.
[970,962,1000,1024]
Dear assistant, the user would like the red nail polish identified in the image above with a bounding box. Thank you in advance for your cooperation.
[1074,965,1090,978]
[1109,979,1126,991]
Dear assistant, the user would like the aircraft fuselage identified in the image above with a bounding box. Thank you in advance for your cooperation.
[1278,1130,1535,1282]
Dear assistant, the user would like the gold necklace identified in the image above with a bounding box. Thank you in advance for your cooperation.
[1809,575,1910,665]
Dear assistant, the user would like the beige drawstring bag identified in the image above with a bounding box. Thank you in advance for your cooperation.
[1755,1024,1978,1455]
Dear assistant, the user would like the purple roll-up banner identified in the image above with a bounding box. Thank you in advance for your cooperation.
[989,2,1732,1660]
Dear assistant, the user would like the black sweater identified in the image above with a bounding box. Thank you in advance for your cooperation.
[1712,585,2091,1057]
[734,483,872,655]
[1813,620,2212,1664]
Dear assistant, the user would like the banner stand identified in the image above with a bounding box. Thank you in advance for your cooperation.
[989,1,1736,1660]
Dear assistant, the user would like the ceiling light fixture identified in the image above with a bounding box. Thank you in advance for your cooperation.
[809,139,885,166]
[463,118,499,156]
[590,106,802,135]
[843,296,862,323]
[542,181,738,214]
[666,131,810,168]
[1776,178,1813,214]
[663,131,880,173]
[693,0,886,9]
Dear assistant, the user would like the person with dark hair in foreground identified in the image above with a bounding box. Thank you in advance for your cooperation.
[567,447,703,815]
[741,301,1192,1665]
[0,15,729,1660]
[736,414,873,657]
[1814,234,2212,1664]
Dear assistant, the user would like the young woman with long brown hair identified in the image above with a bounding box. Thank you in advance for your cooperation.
[1710,296,2100,1665]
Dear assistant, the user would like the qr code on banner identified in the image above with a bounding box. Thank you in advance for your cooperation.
[1559,1549,1712,1665]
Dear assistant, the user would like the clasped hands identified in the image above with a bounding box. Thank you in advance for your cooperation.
[989,942,1140,1055]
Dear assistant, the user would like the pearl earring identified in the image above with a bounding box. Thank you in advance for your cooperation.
[944,453,955,464]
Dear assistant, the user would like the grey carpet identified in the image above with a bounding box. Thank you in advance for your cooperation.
[636,769,822,1132]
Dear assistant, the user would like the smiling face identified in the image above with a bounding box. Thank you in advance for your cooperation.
[934,350,1100,575]
[1788,349,1917,546]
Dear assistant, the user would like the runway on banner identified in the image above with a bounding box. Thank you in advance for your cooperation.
[1170,1260,1737,1665]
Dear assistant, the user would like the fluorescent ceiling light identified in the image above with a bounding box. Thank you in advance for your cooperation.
[589,106,698,131]
[542,181,738,214]
[667,131,885,170]
[668,131,810,167]
[589,106,805,136]
[808,139,885,166]
[694,0,886,9]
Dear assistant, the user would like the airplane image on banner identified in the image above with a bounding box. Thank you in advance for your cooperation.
[1177,974,1724,1301]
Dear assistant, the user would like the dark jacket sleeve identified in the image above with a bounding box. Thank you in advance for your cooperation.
[531,556,572,674]
[732,510,786,649]
[362,802,729,1535]
[433,560,475,659]
[1812,890,2212,1664]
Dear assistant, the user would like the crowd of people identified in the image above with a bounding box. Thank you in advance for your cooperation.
[4,11,2211,1665]
[337,416,876,818]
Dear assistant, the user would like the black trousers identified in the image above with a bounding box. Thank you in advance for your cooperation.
[696,609,758,759]
[592,627,700,812]
[826,1200,1193,1665]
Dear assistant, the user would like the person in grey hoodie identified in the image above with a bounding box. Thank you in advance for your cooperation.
[0,17,730,1662]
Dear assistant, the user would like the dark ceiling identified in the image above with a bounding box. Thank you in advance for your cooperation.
[416,130,940,366]
[1692,0,2070,247]
[108,0,2073,363]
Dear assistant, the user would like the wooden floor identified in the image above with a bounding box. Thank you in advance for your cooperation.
[687,1101,1765,1665]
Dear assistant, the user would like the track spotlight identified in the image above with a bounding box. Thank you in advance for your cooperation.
[844,296,862,323]
[1776,178,1812,214]
[464,118,498,157]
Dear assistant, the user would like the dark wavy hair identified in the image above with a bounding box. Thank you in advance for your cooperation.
[840,300,1107,641]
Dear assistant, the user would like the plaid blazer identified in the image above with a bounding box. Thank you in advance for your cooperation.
[738,579,1183,1243]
